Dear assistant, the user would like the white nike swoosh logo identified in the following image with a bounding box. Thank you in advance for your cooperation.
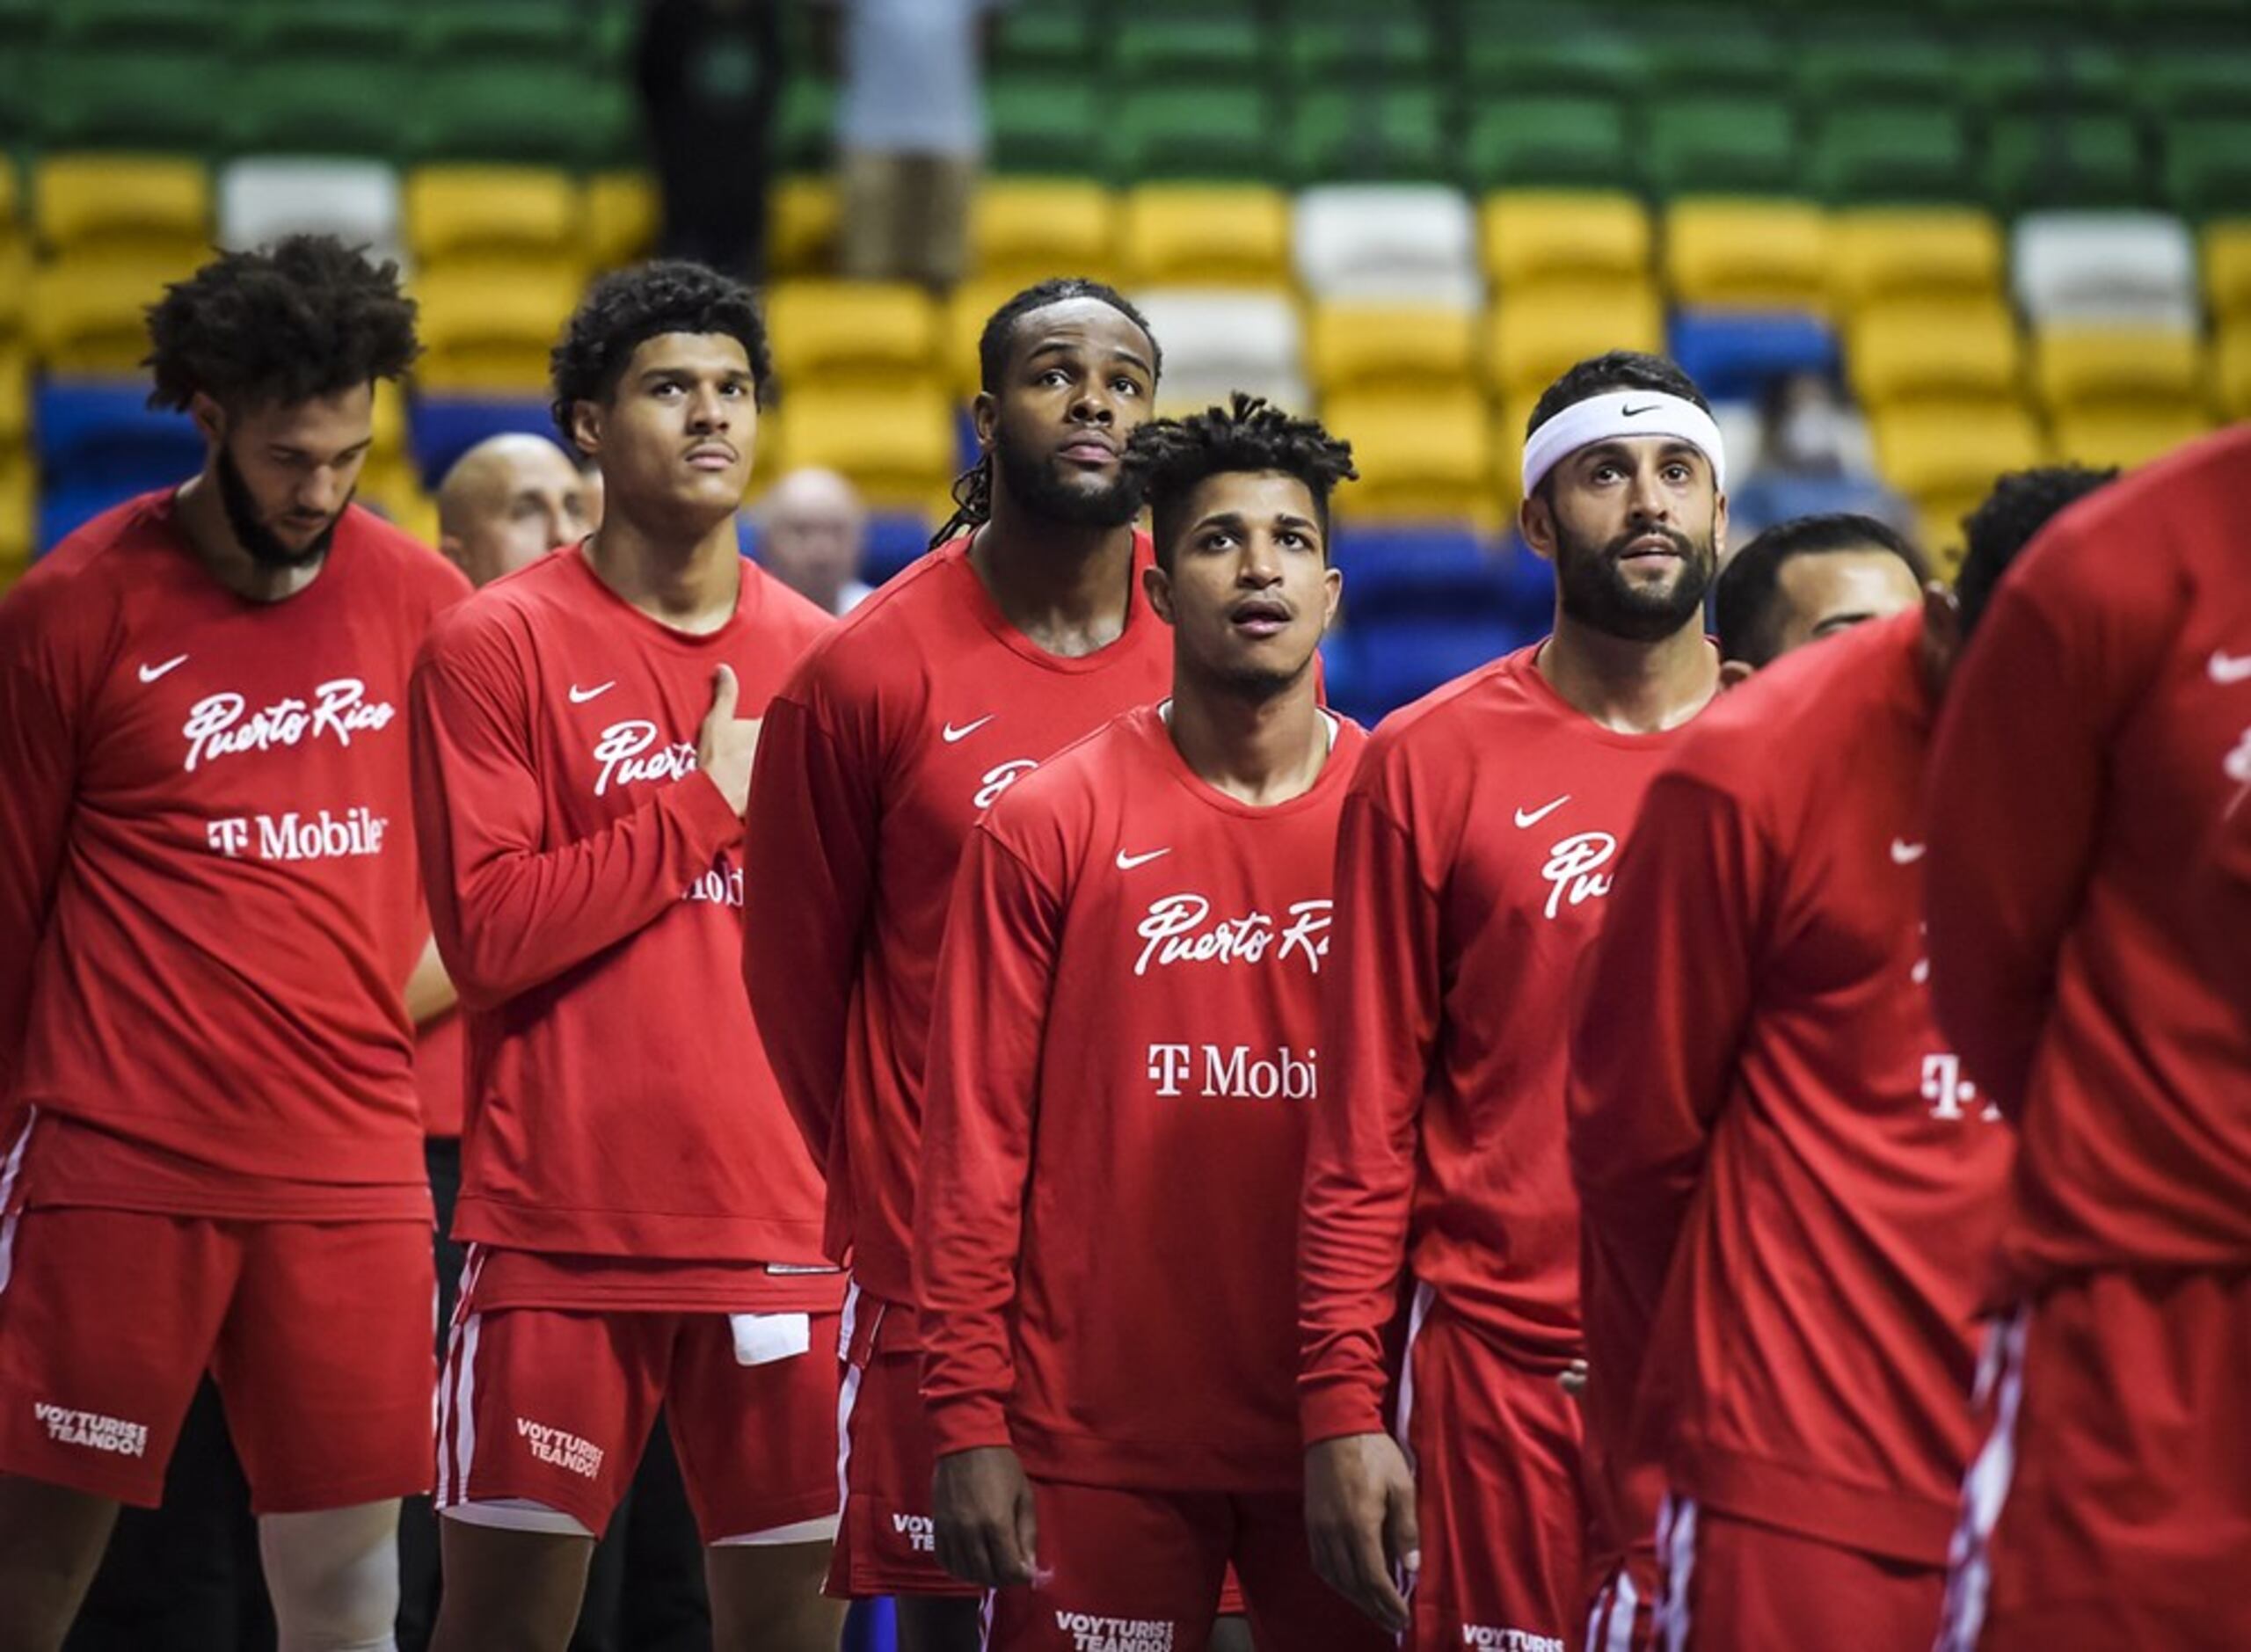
[1514,795,1570,829]
[942,715,995,743]
[1891,839,1927,864]
[138,654,188,683]
[1116,848,1170,870]
[569,682,616,703]
[2211,651,2251,685]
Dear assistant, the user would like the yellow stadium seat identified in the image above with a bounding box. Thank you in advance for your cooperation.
[1872,402,2043,515]
[412,262,585,392]
[1480,191,1651,290]
[768,385,956,510]
[358,455,440,545]
[0,450,31,580]
[1121,186,1291,289]
[769,177,839,278]
[943,277,1021,394]
[2204,222,2251,326]
[34,154,209,256]
[2050,405,2215,472]
[29,248,205,373]
[586,171,658,270]
[0,339,27,449]
[1308,305,1476,397]
[1321,388,1495,524]
[406,166,581,265]
[2217,324,2251,420]
[1830,207,2005,310]
[1483,281,1664,401]
[1665,199,1829,313]
[0,240,25,344]
[1848,298,2022,408]
[764,280,941,393]
[973,180,1118,287]
[370,378,409,463]
[2032,327,2202,412]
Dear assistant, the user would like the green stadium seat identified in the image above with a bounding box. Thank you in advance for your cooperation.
[1285,15,1438,80]
[411,0,579,57]
[987,79,1104,178]
[226,57,413,159]
[1810,106,1974,204]
[36,46,221,150]
[776,76,835,173]
[1286,88,1451,186]
[1109,86,1278,184]
[411,62,602,168]
[1958,39,2130,117]
[2137,48,2251,120]
[1113,17,1264,82]
[2165,119,2251,219]
[1987,113,2149,211]
[1647,98,1796,197]
[233,0,409,55]
[1651,23,1788,97]
[47,0,219,47]
[990,1,1094,72]
[1795,34,1956,106]
[1463,33,1647,98]
[1462,98,1632,192]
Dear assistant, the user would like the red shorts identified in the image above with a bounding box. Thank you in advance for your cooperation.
[1656,1496,1942,1649]
[1400,1295,1587,1652]
[436,1298,840,1544]
[1937,1270,2251,1652]
[0,1204,433,1512]
[982,1478,1388,1652]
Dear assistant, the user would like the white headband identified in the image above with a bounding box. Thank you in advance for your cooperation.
[1520,389,1728,499]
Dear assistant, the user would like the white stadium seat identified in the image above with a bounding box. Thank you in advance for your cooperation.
[218,158,404,267]
[1130,288,1307,416]
[1293,185,1482,309]
[2012,211,2199,330]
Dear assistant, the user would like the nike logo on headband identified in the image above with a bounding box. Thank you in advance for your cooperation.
[1619,404,1657,417]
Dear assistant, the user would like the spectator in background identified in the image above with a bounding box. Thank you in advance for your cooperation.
[434,433,597,589]
[1727,371,1913,549]
[637,0,786,281]
[830,0,1001,288]
[754,465,873,615]
[1712,512,1929,688]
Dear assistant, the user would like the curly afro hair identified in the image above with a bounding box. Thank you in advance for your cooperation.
[142,235,418,414]
[1124,392,1358,572]
[1956,464,2116,637]
[550,260,774,444]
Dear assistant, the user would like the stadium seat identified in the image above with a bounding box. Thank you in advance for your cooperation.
[1665,199,1829,312]
[35,154,208,256]
[0,450,31,577]
[1307,305,1477,397]
[2134,46,2251,120]
[1462,98,1632,193]
[409,0,579,57]
[33,378,201,493]
[1322,388,1496,522]
[1848,299,2022,407]
[2204,222,2251,324]
[1463,31,1646,99]
[28,251,204,374]
[769,177,839,278]
[1870,401,2043,519]
[226,55,413,159]
[1121,186,1292,288]
[764,281,942,396]
[776,75,835,173]
[943,277,1023,393]
[2215,324,2251,418]
[1331,528,1536,628]
[1132,289,1305,415]
[48,0,215,48]
[35,44,219,149]
[1808,106,1973,205]
[1483,281,1664,400]
[1986,113,2147,212]
[1113,14,1263,81]
[586,171,658,270]
[1284,14,1436,80]
[1293,186,1481,308]
[405,393,554,487]
[2048,404,2214,469]
[218,159,403,267]
[1286,87,1451,187]
[1332,614,1522,722]
[1480,192,1651,290]
[987,76,1103,178]
[411,263,585,393]
[1829,207,2005,309]
[1959,38,2131,118]
[1109,86,1277,184]
[1796,32,1956,106]
[0,338,27,448]
[409,59,601,168]
[1667,311,1840,402]
[1646,98,1797,197]
[990,1,1094,73]
[406,166,581,265]
[768,385,956,512]
[2012,211,2199,327]
[2164,118,2251,220]
[2032,325,2202,410]
[972,180,1118,287]
[233,0,412,55]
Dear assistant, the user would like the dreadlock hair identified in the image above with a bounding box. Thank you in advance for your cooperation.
[550,260,774,448]
[1956,464,2116,637]
[143,236,418,414]
[1124,392,1358,573]
[931,277,1162,549]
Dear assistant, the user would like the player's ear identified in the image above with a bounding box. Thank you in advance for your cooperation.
[1920,580,1963,689]
[1142,561,1175,625]
[1719,659,1755,691]
[1519,489,1557,561]
[1320,564,1344,635]
[187,391,225,448]
[567,398,603,458]
[971,391,999,454]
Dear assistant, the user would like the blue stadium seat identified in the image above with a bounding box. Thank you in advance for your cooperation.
[863,514,935,585]
[1332,527,1517,622]
[35,379,202,495]
[410,394,557,488]
[1665,311,1839,403]
[1334,614,1529,723]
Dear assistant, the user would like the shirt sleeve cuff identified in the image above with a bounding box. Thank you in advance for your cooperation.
[924,1391,1016,1459]
[671,767,747,856]
[1300,1376,1388,1447]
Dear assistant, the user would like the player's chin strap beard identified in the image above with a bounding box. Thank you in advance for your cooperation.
[1520,390,1729,499]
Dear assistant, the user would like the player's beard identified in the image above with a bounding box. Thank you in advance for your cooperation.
[993,433,1144,530]
[1553,519,1716,644]
[217,444,349,570]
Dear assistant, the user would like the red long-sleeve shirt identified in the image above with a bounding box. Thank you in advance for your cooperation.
[0,491,467,1218]
[1299,643,1711,1445]
[741,535,1170,1313]
[1571,614,2013,1566]
[2201,778,2251,1020]
[415,1011,467,1139]
[410,547,835,1298]
[918,705,1365,1490]
[1925,426,2251,1289]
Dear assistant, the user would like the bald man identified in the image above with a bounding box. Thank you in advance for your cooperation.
[435,433,597,589]
[754,465,873,615]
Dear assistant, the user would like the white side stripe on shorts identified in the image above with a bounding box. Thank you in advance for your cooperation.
[436,1245,488,1508]
[0,1109,36,1298]
[1656,1494,1699,1652]
[833,1279,865,1523]
[1935,1306,2029,1652]
[1585,1567,1643,1652]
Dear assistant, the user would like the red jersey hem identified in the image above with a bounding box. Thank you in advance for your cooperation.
[1015,1419,1304,1496]
[453,1195,828,1265]
[1674,1437,1957,1567]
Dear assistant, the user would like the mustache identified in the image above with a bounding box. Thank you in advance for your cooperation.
[1604,525,1698,559]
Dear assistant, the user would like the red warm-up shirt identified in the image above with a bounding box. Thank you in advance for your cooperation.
[1299,641,1715,1445]
[415,1011,467,1139]
[2201,778,2251,1021]
[411,547,837,1306]
[742,535,1172,1315]
[1570,615,2013,1567]
[0,491,467,1219]
[1925,427,2251,1290]
[918,704,1365,1490]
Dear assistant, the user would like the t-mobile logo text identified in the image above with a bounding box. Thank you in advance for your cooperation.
[1147,1043,1318,1102]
